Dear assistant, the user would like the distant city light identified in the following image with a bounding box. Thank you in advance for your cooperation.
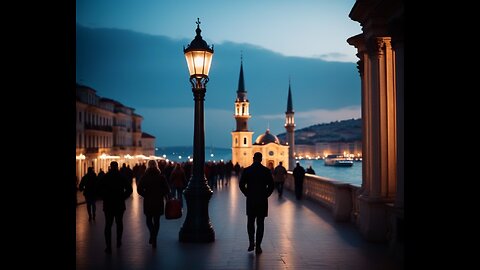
[210,153,214,157]
[155,147,158,151]
[178,155,182,159]
[162,154,166,158]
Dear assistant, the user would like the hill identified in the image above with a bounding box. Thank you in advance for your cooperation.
[277,118,361,145]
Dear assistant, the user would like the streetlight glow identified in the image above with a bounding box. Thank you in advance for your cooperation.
[184,18,214,79]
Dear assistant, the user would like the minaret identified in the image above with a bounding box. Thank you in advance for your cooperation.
[285,79,296,170]
[231,55,254,167]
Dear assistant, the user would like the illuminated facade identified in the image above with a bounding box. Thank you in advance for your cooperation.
[314,141,362,158]
[231,59,290,170]
[293,141,362,159]
[76,83,155,177]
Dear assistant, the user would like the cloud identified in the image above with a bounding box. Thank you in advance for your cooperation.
[313,52,351,62]
[259,105,361,126]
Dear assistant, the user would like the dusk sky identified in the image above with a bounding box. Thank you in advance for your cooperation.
[76,0,362,148]
[77,0,360,62]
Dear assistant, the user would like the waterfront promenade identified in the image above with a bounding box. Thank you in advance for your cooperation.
[76,176,403,269]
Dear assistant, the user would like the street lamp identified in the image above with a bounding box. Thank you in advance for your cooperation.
[179,18,215,243]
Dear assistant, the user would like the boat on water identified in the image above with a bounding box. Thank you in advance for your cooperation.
[324,154,354,167]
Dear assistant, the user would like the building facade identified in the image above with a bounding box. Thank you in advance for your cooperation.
[315,141,362,158]
[294,141,362,160]
[76,83,155,178]
[231,59,290,170]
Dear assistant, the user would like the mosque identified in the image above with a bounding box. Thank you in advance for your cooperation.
[231,58,296,170]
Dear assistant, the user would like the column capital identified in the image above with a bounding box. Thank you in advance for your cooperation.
[347,33,366,53]
[368,37,391,56]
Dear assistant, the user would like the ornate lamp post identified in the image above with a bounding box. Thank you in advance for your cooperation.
[179,18,215,242]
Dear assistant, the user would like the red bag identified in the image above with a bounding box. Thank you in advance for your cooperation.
[165,198,182,219]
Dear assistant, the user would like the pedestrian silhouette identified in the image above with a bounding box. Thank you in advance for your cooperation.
[97,161,133,254]
[169,163,187,208]
[79,167,98,221]
[273,161,287,198]
[306,165,315,175]
[137,160,170,248]
[239,152,274,254]
[293,162,306,200]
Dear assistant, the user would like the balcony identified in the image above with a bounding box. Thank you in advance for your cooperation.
[84,123,113,132]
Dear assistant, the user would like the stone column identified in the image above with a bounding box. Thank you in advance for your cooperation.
[353,36,397,242]
[367,37,397,200]
[389,17,404,259]
[391,25,404,210]
[348,0,403,245]
[348,34,370,197]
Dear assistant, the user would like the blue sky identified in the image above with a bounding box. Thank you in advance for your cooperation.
[76,0,362,148]
[76,0,360,62]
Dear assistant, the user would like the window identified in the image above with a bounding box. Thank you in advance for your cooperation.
[244,137,247,145]
[235,138,238,145]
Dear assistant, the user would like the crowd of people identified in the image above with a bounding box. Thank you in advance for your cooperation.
[76,157,307,254]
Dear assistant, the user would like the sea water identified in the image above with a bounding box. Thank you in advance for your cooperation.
[156,147,362,186]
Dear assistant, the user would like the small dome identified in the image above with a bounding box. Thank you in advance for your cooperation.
[255,129,280,145]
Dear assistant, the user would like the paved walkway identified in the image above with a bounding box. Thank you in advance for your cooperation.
[76,176,403,269]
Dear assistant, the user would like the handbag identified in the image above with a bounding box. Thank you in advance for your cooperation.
[165,198,182,219]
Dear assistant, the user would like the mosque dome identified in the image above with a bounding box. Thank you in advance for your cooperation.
[254,129,280,145]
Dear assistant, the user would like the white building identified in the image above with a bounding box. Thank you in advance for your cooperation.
[76,83,155,177]
[230,59,293,170]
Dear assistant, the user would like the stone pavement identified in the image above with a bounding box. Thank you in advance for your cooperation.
[76,176,403,269]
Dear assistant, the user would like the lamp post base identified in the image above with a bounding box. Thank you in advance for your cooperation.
[179,183,215,243]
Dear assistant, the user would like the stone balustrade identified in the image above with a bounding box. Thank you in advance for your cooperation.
[285,172,360,223]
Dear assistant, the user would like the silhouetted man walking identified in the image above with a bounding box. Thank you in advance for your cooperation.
[239,152,274,254]
[98,161,133,254]
[79,167,98,221]
[293,162,305,200]
[273,161,287,198]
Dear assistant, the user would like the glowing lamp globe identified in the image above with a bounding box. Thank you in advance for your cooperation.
[184,19,214,79]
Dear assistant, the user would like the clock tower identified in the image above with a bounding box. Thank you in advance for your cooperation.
[231,56,254,167]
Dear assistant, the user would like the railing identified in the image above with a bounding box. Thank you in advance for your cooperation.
[285,172,360,223]
[84,124,113,132]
